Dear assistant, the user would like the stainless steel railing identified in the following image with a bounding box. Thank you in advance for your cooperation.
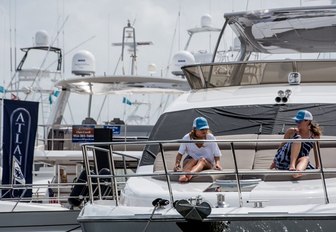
[81,137,336,207]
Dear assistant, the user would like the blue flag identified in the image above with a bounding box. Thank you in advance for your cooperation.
[122,97,132,105]
[49,90,61,104]
[0,85,5,93]
[52,90,60,97]
[2,99,39,198]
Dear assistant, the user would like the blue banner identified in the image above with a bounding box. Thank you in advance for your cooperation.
[104,125,121,135]
[2,99,39,198]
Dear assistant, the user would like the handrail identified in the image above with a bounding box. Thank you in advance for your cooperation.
[230,142,243,207]
[159,143,174,205]
[80,137,336,207]
[109,144,119,205]
[317,143,329,204]
[0,181,89,212]
[36,123,151,151]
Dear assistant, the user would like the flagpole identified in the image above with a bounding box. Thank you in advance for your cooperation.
[0,80,5,167]
[0,1,9,162]
[123,97,126,123]
[123,95,128,143]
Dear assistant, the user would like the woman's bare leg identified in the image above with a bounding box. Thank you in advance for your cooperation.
[293,157,309,178]
[179,158,212,182]
[289,142,301,170]
[179,159,197,182]
[190,157,212,173]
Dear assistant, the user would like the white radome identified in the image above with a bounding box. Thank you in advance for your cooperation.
[171,51,195,76]
[35,30,49,46]
[71,50,96,76]
[201,14,212,28]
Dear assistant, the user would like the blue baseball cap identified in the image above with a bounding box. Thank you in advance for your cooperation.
[192,117,209,130]
[292,110,313,122]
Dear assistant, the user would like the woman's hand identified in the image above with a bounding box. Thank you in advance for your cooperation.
[214,163,222,170]
[214,157,222,170]
[174,164,182,172]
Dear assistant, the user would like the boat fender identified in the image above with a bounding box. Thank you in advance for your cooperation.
[68,170,95,207]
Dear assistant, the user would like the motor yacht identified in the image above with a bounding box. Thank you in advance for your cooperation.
[78,5,336,232]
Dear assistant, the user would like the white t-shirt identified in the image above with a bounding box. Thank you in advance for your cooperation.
[178,133,221,164]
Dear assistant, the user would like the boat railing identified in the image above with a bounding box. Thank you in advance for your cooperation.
[36,123,150,151]
[0,181,89,211]
[80,137,336,207]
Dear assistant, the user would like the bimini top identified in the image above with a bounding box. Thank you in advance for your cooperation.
[56,75,189,94]
[225,5,336,54]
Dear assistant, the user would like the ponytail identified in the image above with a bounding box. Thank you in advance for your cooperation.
[310,121,322,137]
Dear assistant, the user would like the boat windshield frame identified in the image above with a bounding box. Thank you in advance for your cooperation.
[221,5,336,55]
[182,59,336,89]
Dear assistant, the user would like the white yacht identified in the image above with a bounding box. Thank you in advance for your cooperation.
[78,5,336,232]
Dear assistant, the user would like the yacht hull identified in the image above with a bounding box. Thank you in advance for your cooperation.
[78,203,336,232]
[78,216,336,232]
[0,210,80,232]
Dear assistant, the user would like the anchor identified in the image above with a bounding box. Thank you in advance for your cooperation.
[174,198,211,221]
[174,196,228,232]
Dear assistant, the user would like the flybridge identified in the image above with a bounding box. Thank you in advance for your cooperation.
[180,6,336,90]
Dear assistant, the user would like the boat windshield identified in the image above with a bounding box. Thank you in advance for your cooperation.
[183,60,336,89]
[223,6,336,55]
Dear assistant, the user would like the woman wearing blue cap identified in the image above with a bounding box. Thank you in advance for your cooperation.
[270,110,322,177]
[174,117,222,182]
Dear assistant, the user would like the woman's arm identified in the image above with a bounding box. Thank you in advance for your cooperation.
[174,153,183,171]
[279,128,297,148]
[214,156,222,170]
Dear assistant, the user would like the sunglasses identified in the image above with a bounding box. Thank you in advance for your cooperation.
[295,120,308,124]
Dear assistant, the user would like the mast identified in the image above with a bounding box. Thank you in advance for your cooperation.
[112,20,153,76]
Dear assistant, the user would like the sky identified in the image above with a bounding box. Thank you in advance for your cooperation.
[0,0,333,125]
[1,0,333,79]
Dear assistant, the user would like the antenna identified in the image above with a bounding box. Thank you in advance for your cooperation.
[9,0,13,75]
[14,0,17,72]
[124,20,135,75]
[112,20,153,76]
[165,11,181,77]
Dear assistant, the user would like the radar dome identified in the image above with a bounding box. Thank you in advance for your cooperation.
[171,51,195,76]
[201,14,212,28]
[148,63,157,74]
[35,30,49,46]
[72,50,96,76]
